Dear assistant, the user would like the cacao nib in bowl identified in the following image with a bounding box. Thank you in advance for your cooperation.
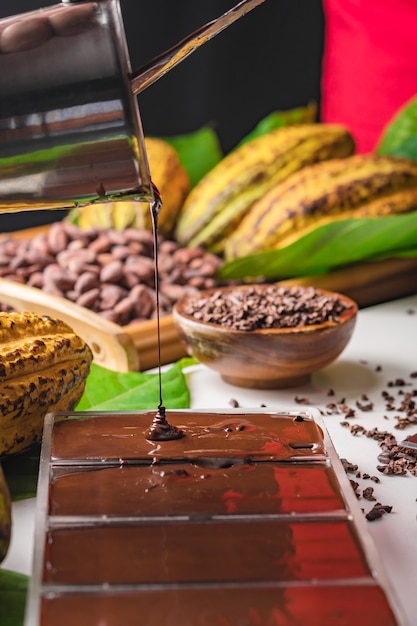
[173,284,358,389]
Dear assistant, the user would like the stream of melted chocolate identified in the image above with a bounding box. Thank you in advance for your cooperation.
[145,184,184,442]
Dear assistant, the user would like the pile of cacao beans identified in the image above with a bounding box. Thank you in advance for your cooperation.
[0,221,223,327]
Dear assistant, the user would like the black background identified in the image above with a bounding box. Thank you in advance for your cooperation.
[0,0,325,229]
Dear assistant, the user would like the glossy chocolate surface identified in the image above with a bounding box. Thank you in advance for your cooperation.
[40,584,398,626]
[49,461,345,517]
[43,519,369,585]
[50,411,326,462]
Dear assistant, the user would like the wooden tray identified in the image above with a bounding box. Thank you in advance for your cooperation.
[0,278,186,372]
[2,225,417,371]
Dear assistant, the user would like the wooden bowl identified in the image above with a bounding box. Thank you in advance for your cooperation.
[173,284,358,389]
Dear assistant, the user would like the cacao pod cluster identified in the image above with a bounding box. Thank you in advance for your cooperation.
[176,123,417,260]
[68,123,417,263]
[174,124,417,260]
[175,124,355,253]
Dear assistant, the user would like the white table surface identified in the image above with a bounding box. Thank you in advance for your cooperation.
[4,294,417,625]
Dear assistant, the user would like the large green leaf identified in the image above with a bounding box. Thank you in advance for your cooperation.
[0,570,28,626]
[218,212,417,281]
[235,102,318,148]
[76,358,194,411]
[163,126,223,188]
[376,95,417,157]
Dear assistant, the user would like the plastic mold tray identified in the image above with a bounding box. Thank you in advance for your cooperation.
[25,408,405,626]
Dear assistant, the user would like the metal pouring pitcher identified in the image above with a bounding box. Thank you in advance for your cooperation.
[0,0,265,212]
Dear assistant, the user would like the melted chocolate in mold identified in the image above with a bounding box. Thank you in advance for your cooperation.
[147,185,183,442]
[40,584,399,626]
[43,519,370,586]
[49,462,346,517]
[50,412,326,462]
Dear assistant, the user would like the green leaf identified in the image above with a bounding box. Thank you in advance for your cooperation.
[376,95,417,157]
[1,446,40,502]
[235,102,318,148]
[218,212,417,281]
[163,126,223,187]
[383,133,417,160]
[0,569,28,626]
[76,358,195,412]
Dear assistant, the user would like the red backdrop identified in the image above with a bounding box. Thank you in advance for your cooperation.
[321,0,417,153]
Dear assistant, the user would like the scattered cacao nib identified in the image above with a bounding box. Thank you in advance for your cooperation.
[366,504,393,521]
[350,424,367,436]
[377,459,408,475]
[375,364,382,372]
[327,388,335,396]
[377,451,392,464]
[340,458,358,474]
[326,403,340,414]
[395,415,417,429]
[350,480,361,498]
[341,421,417,478]
[356,400,374,411]
[338,403,356,418]
[294,395,310,405]
[382,390,395,402]
[363,486,376,501]
[410,371,417,378]
[229,398,240,408]
[388,378,409,387]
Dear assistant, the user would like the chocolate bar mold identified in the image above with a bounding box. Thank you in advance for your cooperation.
[25,408,406,626]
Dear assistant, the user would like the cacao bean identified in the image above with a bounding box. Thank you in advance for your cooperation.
[0,223,224,326]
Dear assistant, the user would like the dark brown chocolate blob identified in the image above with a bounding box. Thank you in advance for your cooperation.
[145,405,184,441]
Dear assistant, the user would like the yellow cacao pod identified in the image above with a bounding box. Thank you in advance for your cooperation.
[175,123,355,254]
[0,464,11,563]
[71,137,190,237]
[0,312,93,457]
[225,154,417,259]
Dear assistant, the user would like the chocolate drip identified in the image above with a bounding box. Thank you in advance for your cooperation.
[145,405,184,442]
[146,183,184,442]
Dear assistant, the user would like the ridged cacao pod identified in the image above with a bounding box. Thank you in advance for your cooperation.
[175,123,355,254]
[225,154,417,259]
[0,312,93,457]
